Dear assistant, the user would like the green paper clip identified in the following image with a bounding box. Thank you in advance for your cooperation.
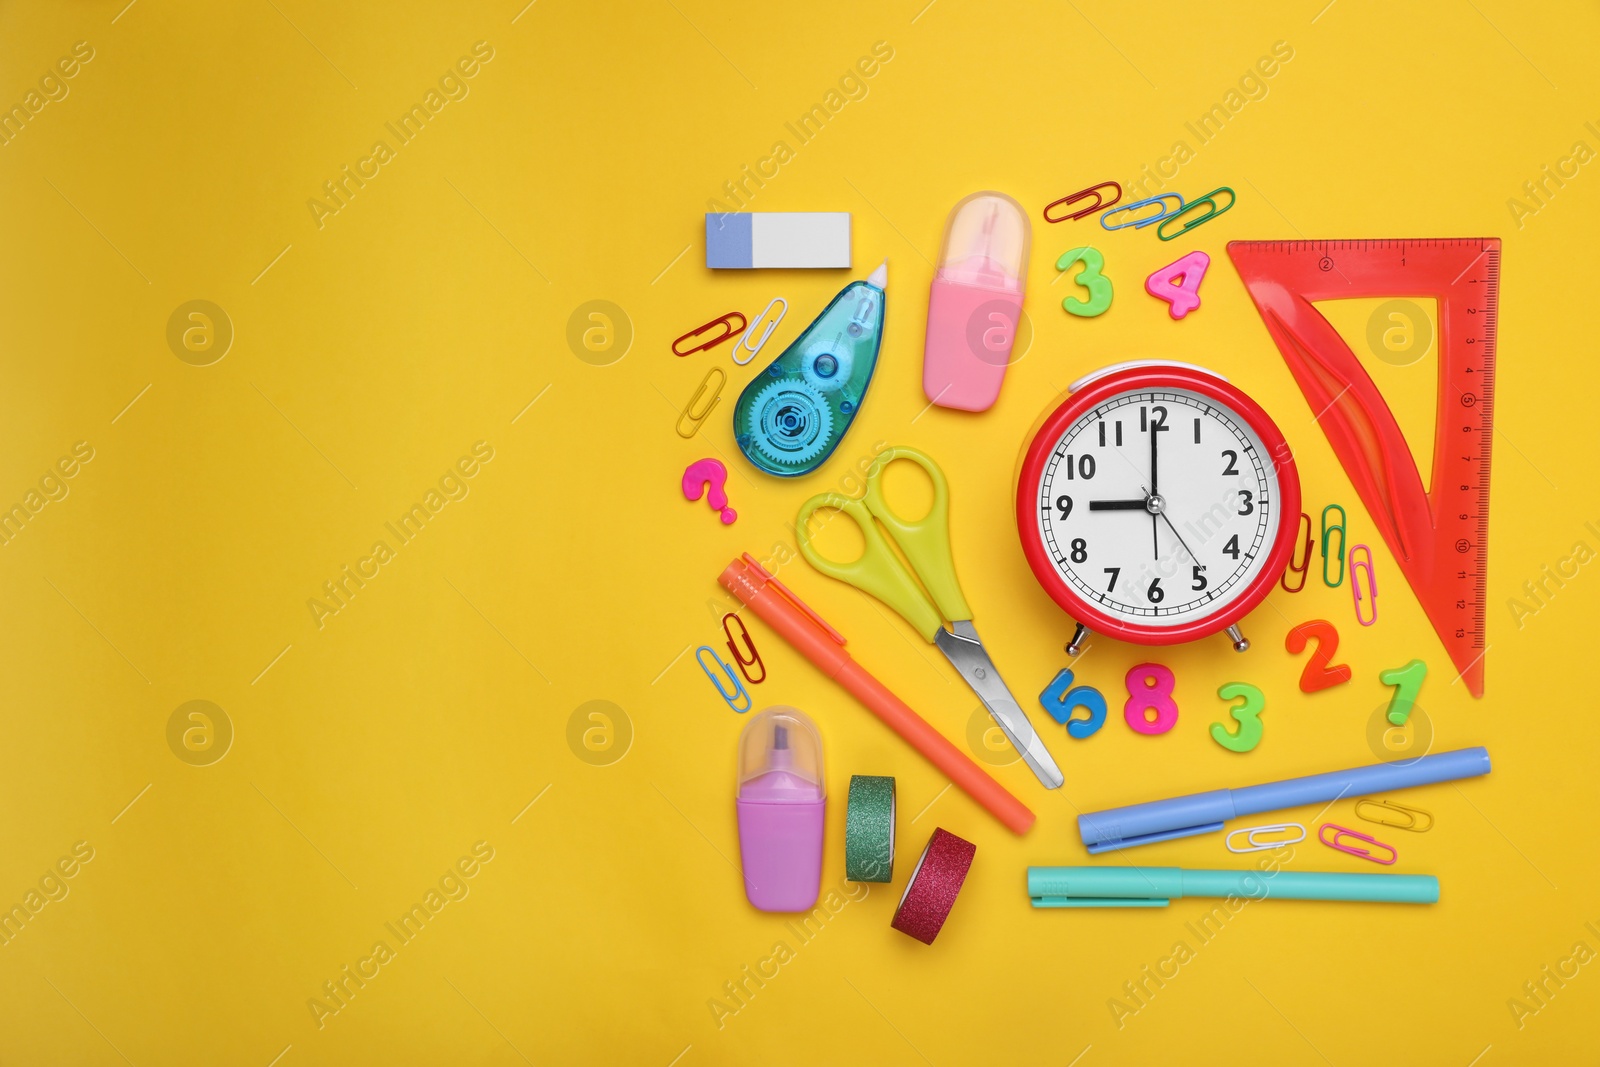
[1156,187,1236,241]
[1321,504,1346,587]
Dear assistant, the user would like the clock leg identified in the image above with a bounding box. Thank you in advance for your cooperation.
[1227,624,1250,652]
[1065,623,1092,658]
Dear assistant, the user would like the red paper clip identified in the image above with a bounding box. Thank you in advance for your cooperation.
[672,312,747,357]
[722,612,766,684]
[1318,822,1396,865]
[1043,181,1121,223]
[1280,511,1312,593]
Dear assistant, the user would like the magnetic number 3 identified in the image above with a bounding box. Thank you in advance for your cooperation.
[1057,246,1113,318]
[1210,682,1265,753]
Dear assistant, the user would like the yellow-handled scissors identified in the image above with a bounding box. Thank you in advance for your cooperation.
[795,446,1063,789]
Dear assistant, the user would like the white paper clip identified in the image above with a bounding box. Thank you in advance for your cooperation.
[1225,822,1306,853]
[733,297,787,365]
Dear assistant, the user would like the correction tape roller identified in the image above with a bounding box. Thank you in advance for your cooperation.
[923,191,1031,412]
[734,261,886,477]
[735,706,826,912]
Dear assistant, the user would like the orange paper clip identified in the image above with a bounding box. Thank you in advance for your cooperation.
[722,611,766,684]
[1280,511,1312,593]
[1043,181,1121,223]
[1318,822,1396,865]
[672,312,747,357]
[1349,543,1377,625]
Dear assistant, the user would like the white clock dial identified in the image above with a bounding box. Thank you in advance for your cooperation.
[1035,388,1279,627]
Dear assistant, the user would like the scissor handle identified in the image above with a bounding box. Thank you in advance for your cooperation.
[795,494,944,643]
[863,446,972,624]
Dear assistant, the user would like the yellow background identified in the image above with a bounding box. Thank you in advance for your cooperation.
[2,1,1597,1063]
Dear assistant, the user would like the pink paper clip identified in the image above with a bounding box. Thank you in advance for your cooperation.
[1349,543,1377,626]
[1318,822,1396,865]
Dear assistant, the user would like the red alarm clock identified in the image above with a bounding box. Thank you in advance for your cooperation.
[1016,361,1300,654]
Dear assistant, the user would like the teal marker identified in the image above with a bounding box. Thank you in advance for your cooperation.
[1027,866,1439,908]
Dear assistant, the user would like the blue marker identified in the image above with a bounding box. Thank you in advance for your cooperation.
[1077,747,1491,853]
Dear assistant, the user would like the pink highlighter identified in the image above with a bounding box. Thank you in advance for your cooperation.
[736,707,825,912]
[922,191,1032,412]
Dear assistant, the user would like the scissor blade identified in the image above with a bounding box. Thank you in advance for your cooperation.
[934,621,1064,790]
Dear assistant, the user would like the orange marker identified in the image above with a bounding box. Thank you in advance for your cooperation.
[719,554,1035,835]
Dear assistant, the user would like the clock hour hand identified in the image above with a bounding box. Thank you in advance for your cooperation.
[1088,499,1148,510]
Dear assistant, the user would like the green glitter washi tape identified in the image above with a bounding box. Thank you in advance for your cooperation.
[845,775,896,883]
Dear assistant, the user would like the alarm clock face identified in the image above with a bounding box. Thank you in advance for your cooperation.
[1033,385,1284,630]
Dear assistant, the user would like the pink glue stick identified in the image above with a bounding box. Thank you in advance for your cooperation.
[922,191,1032,412]
[736,706,826,912]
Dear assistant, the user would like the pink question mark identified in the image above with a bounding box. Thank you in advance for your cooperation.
[681,458,736,524]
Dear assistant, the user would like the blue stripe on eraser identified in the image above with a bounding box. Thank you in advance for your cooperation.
[705,213,753,268]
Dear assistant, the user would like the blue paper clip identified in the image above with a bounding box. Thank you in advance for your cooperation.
[1101,193,1184,231]
[697,645,751,712]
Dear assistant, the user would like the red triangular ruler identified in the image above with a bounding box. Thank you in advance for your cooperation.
[1227,239,1499,697]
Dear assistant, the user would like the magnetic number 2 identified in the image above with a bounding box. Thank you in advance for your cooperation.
[1210,682,1265,753]
[1039,668,1108,739]
[1056,246,1113,318]
[1284,620,1352,693]
[1144,250,1210,320]
[1124,663,1178,734]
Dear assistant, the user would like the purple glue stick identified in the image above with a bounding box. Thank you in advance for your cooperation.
[736,707,826,912]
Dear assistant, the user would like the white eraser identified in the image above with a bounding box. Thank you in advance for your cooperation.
[705,213,851,269]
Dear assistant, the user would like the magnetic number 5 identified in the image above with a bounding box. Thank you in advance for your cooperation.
[1210,682,1265,753]
[1057,246,1113,318]
[1285,620,1352,693]
[1039,668,1108,739]
[1124,663,1178,734]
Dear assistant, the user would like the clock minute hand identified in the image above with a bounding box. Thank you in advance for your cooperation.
[1150,423,1159,497]
[1088,499,1148,511]
[1149,426,1160,560]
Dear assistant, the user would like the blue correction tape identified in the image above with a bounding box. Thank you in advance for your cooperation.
[734,261,886,477]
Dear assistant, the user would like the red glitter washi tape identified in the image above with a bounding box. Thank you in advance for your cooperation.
[890,828,976,945]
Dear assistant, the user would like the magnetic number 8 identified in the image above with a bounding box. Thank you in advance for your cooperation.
[1057,247,1113,318]
[1124,663,1177,735]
